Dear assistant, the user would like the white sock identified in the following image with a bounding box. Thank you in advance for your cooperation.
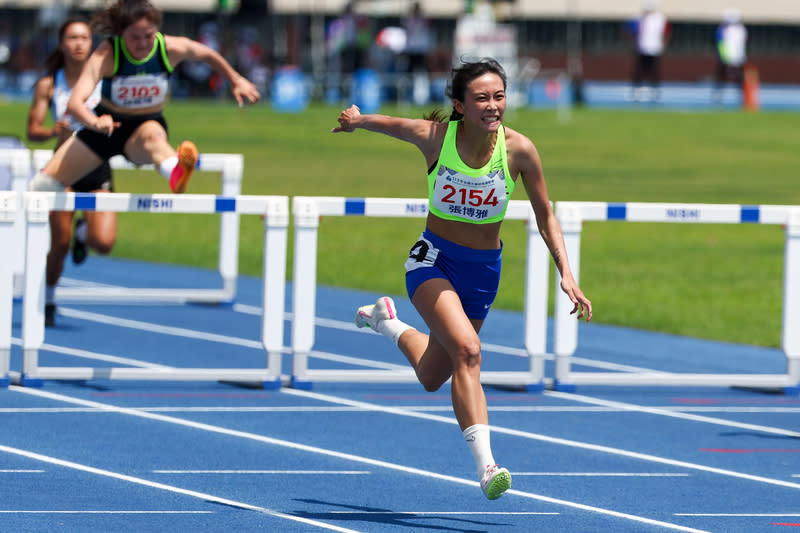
[45,285,56,305]
[75,219,87,242]
[463,424,496,478]
[158,156,178,180]
[375,319,413,347]
[29,171,64,192]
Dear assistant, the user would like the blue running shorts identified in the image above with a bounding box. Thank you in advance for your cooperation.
[404,229,502,320]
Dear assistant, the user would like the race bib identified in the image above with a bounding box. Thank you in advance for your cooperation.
[111,73,169,108]
[431,166,507,222]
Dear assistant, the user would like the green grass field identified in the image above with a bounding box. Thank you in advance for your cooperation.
[2,99,798,348]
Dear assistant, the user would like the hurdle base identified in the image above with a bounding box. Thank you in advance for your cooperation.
[262,377,283,390]
[290,376,314,390]
[0,374,9,388]
[19,374,45,388]
[523,380,546,393]
[552,379,577,393]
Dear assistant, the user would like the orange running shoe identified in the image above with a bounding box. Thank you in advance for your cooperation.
[169,141,198,193]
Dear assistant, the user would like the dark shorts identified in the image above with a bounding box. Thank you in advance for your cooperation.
[75,104,168,161]
[71,160,113,192]
[404,229,502,320]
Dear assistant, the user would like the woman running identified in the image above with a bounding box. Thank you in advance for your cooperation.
[332,58,592,500]
[29,0,260,194]
[27,16,116,327]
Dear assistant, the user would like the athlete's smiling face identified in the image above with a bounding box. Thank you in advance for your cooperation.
[454,72,506,132]
[122,17,158,60]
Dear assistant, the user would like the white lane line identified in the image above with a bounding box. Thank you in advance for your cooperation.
[514,473,690,477]
[7,404,800,415]
[233,304,669,374]
[328,511,559,516]
[0,469,44,473]
[0,443,362,533]
[545,391,800,439]
[9,385,708,533]
[675,513,800,517]
[283,388,800,491]
[57,308,264,349]
[10,338,171,369]
[153,470,369,475]
[46,311,408,371]
[63,305,667,375]
[5,405,800,414]
[0,510,212,514]
[10,386,709,533]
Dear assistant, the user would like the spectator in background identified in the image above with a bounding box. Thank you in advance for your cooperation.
[234,26,270,99]
[715,8,747,97]
[181,19,223,98]
[402,1,433,105]
[403,1,432,76]
[624,0,671,102]
[326,1,371,100]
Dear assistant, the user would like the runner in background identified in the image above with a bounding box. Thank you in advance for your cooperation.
[28,0,260,195]
[26,16,116,327]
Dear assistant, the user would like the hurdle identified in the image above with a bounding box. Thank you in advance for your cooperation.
[28,149,244,303]
[290,196,551,390]
[0,148,33,298]
[16,191,288,388]
[551,201,800,393]
[0,191,15,386]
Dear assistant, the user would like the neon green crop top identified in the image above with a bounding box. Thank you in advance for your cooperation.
[427,121,515,224]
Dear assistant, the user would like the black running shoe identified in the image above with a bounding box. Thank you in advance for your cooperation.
[72,217,87,265]
[45,303,56,328]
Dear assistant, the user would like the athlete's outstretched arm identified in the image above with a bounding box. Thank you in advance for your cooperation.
[164,35,260,105]
[331,104,444,162]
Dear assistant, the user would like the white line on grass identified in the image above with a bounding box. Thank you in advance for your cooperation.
[0,443,361,533]
[10,386,709,533]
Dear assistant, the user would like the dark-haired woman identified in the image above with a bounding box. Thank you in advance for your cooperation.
[27,16,116,327]
[29,0,260,195]
[332,58,592,500]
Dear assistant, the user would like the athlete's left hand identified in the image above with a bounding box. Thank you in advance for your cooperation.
[231,76,260,106]
[561,277,593,321]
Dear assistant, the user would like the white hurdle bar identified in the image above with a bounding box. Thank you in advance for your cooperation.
[17,191,288,388]
[28,150,244,303]
[0,191,15,386]
[290,196,550,390]
[0,148,33,298]
[552,201,800,393]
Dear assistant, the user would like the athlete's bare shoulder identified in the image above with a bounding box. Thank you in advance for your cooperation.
[503,124,542,179]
